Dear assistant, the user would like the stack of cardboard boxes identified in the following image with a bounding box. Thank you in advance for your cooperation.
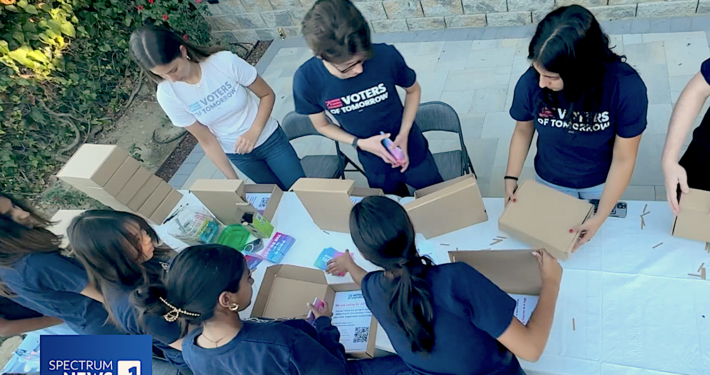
[57,144,182,224]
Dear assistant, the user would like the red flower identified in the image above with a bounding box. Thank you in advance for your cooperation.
[137,5,144,10]
[162,14,168,20]
[148,0,154,3]
[183,34,188,40]
[195,0,202,3]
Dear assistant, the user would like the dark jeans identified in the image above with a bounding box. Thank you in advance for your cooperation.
[364,151,444,196]
[347,355,415,375]
[227,126,306,191]
[680,148,710,191]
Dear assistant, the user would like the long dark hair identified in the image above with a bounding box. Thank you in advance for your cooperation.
[350,196,435,353]
[530,5,623,120]
[131,244,247,336]
[302,0,373,64]
[67,210,172,319]
[130,25,223,83]
[0,192,62,296]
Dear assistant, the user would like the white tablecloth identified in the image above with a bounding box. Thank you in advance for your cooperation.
[155,192,710,375]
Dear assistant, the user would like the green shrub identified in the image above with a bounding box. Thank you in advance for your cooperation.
[0,0,212,198]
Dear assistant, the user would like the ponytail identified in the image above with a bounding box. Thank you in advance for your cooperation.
[389,256,435,353]
[131,284,200,337]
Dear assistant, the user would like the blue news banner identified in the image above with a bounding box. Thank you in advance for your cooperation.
[41,335,152,375]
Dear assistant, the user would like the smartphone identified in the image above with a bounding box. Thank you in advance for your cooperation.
[306,298,326,324]
[379,132,405,163]
[588,199,628,218]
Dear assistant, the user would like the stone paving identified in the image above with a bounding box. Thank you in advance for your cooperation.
[170,15,710,202]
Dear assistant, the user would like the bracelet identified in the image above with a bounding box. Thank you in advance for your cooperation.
[351,137,360,149]
[504,176,519,181]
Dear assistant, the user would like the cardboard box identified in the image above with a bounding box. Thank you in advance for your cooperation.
[103,157,141,196]
[672,189,710,243]
[291,178,383,233]
[73,185,131,212]
[252,264,378,358]
[498,180,593,260]
[403,175,488,239]
[149,189,184,224]
[48,210,86,248]
[448,250,541,295]
[189,180,283,225]
[127,175,163,211]
[138,181,172,217]
[57,144,129,188]
[116,167,152,205]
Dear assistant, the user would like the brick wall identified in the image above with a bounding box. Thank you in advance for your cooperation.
[206,0,710,42]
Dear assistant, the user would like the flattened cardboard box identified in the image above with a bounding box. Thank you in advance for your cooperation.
[116,167,152,205]
[57,144,129,188]
[252,264,378,358]
[150,189,184,224]
[189,180,282,225]
[103,156,141,196]
[403,175,488,239]
[291,178,383,233]
[128,176,163,211]
[138,181,172,218]
[448,250,541,295]
[498,180,593,260]
[672,188,710,243]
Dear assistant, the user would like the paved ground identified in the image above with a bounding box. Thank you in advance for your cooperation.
[169,15,710,203]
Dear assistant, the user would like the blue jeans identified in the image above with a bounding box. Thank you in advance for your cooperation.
[347,355,415,375]
[227,126,305,191]
[535,173,604,200]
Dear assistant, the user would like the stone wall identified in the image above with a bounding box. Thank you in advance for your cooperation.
[205,0,709,42]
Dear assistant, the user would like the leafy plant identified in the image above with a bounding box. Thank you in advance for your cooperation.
[0,0,213,198]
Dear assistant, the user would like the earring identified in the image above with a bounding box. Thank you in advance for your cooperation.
[229,303,239,311]
[186,55,191,61]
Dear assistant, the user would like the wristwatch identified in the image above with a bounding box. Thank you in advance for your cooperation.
[351,137,360,149]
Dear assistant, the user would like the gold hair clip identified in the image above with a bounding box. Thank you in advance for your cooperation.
[159,297,200,322]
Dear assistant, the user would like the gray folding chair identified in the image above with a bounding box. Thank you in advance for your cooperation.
[281,111,347,179]
[415,101,476,182]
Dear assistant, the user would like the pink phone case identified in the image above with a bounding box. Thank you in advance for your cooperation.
[380,132,405,163]
[306,298,326,324]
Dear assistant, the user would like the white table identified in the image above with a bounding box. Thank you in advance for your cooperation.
[156,192,710,375]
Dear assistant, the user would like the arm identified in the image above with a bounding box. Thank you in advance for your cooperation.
[235,76,276,154]
[185,122,239,179]
[662,73,710,213]
[392,81,422,171]
[504,121,536,204]
[309,113,398,165]
[326,250,368,287]
[80,283,105,303]
[572,134,642,251]
[313,316,348,362]
[0,316,63,336]
[289,329,349,375]
[497,249,561,362]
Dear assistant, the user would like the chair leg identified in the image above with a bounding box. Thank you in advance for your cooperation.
[344,155,366,176]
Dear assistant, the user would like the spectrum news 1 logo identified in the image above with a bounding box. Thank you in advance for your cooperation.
[41,335,152,375]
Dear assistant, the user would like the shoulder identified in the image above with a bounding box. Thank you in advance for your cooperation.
[608,61,646,93]
[241,321,301,347]
[362,270,385,290]
[205,50,242,66]
[21,252,78,273]
[294,57,321,87]
[516,66,538,87]
[156,81,176,102]
[701,58,710,83]
[372,43,400,57]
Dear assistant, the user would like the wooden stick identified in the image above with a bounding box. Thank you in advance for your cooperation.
[640,211,650,217]
[699,263,705,273]
[490,239,502,246]
[496,236,507,239]
[652,242,663,249]
[705,242,709,252]
[643,204,648,214]
[689,273,702,278]
[440,243,450,246]
[572,318,576,331]
[702,268,707,280]
[641,216,645,230]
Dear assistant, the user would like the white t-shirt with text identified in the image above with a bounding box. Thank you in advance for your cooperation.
[156,51,278,153]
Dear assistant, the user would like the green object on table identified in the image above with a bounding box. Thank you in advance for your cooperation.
[217,225,251,251]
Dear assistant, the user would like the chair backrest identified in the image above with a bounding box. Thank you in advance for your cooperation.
[281,111,322,141]
[415,101,463,134]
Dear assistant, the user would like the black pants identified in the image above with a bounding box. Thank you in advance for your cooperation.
[363,151,444,196]
[679,148,710,191]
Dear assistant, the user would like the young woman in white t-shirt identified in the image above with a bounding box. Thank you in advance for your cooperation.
[130,26,305,190]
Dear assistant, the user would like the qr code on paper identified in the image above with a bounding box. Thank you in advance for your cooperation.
[353,327,369,343]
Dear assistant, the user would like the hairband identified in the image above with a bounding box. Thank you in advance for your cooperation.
[159,297,200,322]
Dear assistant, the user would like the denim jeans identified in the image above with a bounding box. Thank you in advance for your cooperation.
[347,355,415,375]
[535,173,604,200]
[227,126,305,191]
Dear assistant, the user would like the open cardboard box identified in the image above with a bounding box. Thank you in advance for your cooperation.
[498,180,593,260]
[403,175,487,239]
[189,180,283,225]
[290,178,383,233]
[252,264,378,358]
[57,144,129,188]
[672,188,710,243]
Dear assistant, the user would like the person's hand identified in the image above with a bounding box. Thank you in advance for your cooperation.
[326,250,356,277]
[504,179,518,207]
[357,134,398,165]
[663,161,689,216]
[533,249,562,287]
[307,300,332,319]
[392,131,410,172]
[570,215,603,252]
[234,127,261,154]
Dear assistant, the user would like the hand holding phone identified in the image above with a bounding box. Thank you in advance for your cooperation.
[306,298,328,323]
[380,131,405,164]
